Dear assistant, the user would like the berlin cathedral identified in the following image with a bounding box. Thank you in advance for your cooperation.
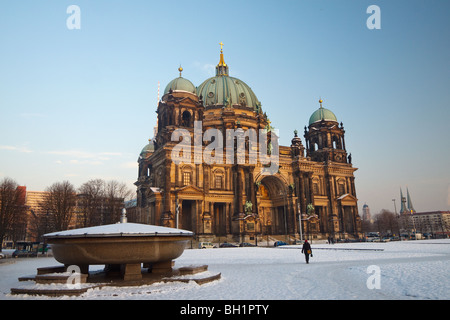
[135,44,362,243]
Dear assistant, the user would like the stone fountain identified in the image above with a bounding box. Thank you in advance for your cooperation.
[10,209,221,296]
[43,209,193,281]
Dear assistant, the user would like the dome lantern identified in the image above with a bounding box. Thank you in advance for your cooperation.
[216,42,229,76]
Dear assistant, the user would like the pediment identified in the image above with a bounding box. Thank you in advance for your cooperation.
[336,193,358,205]
[178,96,200,106]
[175,184,204,194]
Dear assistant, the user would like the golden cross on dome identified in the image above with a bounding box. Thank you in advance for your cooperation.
[217,41,228,74]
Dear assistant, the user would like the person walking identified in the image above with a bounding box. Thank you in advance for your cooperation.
[301,240,312,264]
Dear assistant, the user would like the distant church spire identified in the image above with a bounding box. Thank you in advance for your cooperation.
[406,187,416,213]
[400,187,416,214]
[400,188,408,214]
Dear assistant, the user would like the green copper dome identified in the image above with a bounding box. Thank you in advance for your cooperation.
[197,75,261,112]
[164,67,197,95]
[140,140,155,158]
[196,46,262,113]
[309,100,338,125]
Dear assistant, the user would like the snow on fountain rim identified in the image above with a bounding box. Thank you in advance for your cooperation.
[44,223,194,238]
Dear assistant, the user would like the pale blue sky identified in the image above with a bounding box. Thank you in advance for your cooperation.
[0,0,449,214]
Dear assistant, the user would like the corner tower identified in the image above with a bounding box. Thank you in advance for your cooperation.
[304,99,349,164]
[154,67,204,149]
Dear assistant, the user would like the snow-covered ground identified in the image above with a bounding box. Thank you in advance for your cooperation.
[1,239,449,300]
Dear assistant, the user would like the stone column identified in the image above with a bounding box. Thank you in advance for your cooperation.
[163,159,172,213]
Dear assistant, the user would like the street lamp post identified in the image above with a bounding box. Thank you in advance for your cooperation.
[298,213,303,242]
[175,198,179,229]
[280,189,288,243]
[411,209,417,240]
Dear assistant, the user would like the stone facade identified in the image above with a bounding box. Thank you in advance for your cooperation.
[135,48,362,243]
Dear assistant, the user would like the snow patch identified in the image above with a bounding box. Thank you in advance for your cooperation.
[1,240,449,300]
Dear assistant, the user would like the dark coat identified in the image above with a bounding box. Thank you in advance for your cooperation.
[301,241,312,254]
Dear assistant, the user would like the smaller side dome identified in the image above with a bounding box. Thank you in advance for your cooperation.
[164,77,196,95]
[140,139,155,158]
[163,66,197,95]
[308,99,338,125]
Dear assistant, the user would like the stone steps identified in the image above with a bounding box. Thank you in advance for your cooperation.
[11,265,98,296]
[165,265,221,285]
[10,284,103,297]
[178,264,208,275]
[164,272,222,285]
[35,273,89,284]
[37,265,66,275]
[10,264,220,297]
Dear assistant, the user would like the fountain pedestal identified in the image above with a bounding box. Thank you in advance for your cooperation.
[121,263,142,281]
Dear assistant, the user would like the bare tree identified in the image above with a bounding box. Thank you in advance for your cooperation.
[77,179,133,226]
[41,181,76,232]
[374,210,399,236]
[361,218,376,234]
[103,180,133,225]
[77,179,105,227]
[0,178,27,251]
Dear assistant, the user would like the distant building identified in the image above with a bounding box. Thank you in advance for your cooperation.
[124,198,139,223]
[362,203,371,222]
[6,187,127,243]
[24,190,50,241]
[411,211,450,238]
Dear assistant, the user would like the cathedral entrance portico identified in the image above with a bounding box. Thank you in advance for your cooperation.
[213,203,227,236]
[180,200,194,232]
[336,193,362,239]
[257,175,292,237]
[174,185,203,234]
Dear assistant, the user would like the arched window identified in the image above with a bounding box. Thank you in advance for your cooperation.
[332,135,341,149]
[182,110,192,127]
[215,175,223,189]
[181,165,194,186]
[337,179,346,196]
[213,169,225,189]
[313,183,319,195]
[312,177,320,195]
